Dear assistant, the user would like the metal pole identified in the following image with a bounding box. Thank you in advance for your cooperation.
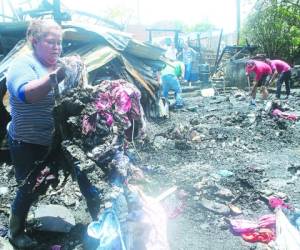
[1,0,4,22]
[136,0,140,24]
[175,31,179,50]
[53,0,61,24]
[214,28,223,70]
[236,0,240,45]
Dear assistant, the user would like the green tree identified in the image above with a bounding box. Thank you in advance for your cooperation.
[103,4,134,29]
[150,20,188,32]
[242,0,300,62]
[191,20,217,33]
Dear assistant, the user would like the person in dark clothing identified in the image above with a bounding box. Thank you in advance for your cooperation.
[265,59,291,99]
[6,19,100,248]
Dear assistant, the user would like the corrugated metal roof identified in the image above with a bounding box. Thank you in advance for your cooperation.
[65,43,119,73]
[0,21,167,100]
[63,22,132,51]
[63,22,165,60]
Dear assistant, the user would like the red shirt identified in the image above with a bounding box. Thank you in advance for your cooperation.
[270,60,291,73]
[246,60,272,81]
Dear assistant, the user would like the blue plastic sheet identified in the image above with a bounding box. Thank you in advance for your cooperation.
[87,208,126,250]
[85,150,169,250]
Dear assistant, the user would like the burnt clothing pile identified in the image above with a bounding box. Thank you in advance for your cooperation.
[53,75,146,201]
[82,79,146,137]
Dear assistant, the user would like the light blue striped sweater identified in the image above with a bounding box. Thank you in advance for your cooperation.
[6,53,55,146]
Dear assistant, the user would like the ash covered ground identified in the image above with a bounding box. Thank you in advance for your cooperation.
[1,89,300,250]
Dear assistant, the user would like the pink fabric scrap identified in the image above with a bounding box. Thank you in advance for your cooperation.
[229,219,259,234]
[230,215,276,244]
[33,167,56,191]
[102,112,114,126]
[113,89,131,114]
[269,196,292,209]
[51,245,62,250]
[241,228,275,244]
[82,114,97,135]
[272,109,298,121]
[258,214,276,228]
[168,201,186,219]
[95,92,113,111]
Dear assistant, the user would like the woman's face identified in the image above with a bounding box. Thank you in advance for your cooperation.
[34,28,62,67]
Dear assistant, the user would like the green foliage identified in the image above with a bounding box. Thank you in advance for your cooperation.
[242,0,300,62]
[173,20,187,31]
[103,4,134,27]
[150,20,189,32]
[150,20,216,33]
[191,20,217,33]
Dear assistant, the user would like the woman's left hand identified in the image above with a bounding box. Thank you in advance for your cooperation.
[55,65,66,83]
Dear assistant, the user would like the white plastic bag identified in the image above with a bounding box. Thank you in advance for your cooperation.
[275,208,300,250]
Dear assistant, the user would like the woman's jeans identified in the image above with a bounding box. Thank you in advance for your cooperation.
[8,134,99,220]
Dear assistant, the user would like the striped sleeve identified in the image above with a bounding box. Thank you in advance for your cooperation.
[6,56,38,103]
